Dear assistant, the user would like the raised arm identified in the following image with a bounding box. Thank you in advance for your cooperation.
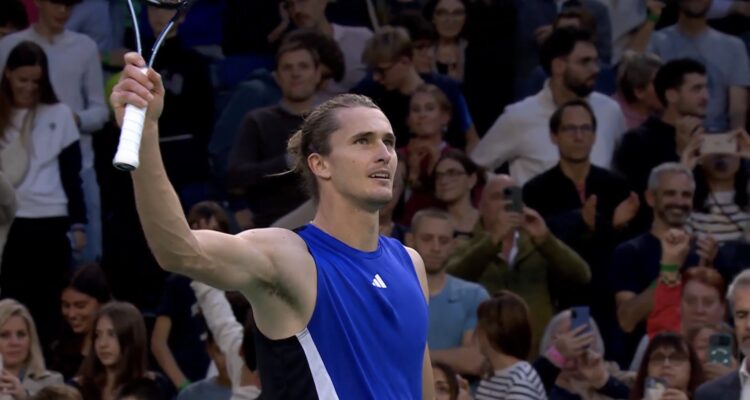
[110,53,294,292]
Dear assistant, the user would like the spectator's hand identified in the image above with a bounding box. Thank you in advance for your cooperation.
[72,230,87,252]
[534,25,553,45]
[695,234,718,267]
[646,0,666,19]
[489,204,523,244]
[406,140,433,184]
[675,116,704,153]
[551,324,595,361]
[0,370,27,399]
[702,359,736,381]
[234,208,254,231]
[111,53,165,128]
[736,129,750,159]
[613,192,640,229]
[581,195,597,231]
[680,133,703,170]
[659,228,690,266]
[457,375,472,400]
[577,349,609,390]
[522,207,548,241]
[660,388,689,400]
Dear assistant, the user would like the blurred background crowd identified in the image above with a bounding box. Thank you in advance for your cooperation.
[0,0,749,398]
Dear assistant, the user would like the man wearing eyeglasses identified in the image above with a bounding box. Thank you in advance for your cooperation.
[523,99,639,353]
[471,27,626,186]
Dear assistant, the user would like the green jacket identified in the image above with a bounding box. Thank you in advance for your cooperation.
[445,228,591,356]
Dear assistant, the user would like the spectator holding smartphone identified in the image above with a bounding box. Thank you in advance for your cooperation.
[535,309,635,400]
[680,129,750,244]
[445,174,591,355]
[685,323,738,382]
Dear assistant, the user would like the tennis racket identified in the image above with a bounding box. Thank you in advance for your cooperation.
[113,0,196,171]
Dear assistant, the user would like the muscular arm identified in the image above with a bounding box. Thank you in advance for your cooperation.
[113,59,290,293]
[616,287,655,333]
[430,331,484,376]
[406,247,435,400]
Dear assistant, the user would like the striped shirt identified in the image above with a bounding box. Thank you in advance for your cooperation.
[476,361,547,400]
[688,191,750,243]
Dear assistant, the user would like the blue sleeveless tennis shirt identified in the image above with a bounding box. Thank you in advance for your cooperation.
[255,223,428,399]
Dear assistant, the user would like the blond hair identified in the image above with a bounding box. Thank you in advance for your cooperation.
[0,299,47,378]
[362,26,413,67]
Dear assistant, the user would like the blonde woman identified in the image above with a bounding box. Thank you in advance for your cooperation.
[0,299,63,398]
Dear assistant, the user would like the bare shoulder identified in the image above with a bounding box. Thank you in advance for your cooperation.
[236,227,314,274]
[405,246,429,301]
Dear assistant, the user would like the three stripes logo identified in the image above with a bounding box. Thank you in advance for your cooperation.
[371,274,387,289]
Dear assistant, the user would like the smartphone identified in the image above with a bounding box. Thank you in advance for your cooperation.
[503,186,523,213]
[701,133,737,155]
[708,333,733,366]
[570,306,590,333]
[645,377,667,400]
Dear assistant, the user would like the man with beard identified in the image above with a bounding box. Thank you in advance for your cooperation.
[615,58,709,232]
[472,27,626,185]
[226,35,322,228]
[694,268,750,399]
[609,162,717,367]
[407,209,488,376]
[648,0,750,131]
[522,99,638,349]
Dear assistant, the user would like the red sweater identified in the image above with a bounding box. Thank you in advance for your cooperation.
[647,281,682,338]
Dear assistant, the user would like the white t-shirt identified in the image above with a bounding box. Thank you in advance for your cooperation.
[472,81,627,185]
[3,104,80,219]
[0,27,108,169]
[329,23,373,93]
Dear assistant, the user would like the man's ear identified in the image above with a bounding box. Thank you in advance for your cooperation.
[551,57,566,77]
[665,88,679,107]
[645,190,656,209]
[307,153,331,180]
[405,232,414,247]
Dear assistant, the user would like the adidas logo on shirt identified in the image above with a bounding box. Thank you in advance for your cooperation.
[371,274,387,289]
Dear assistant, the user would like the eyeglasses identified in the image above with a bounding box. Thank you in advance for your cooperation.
[558,124,594,135]
[434,8,466,19]
[683,295,718,309]
[435,169,467,180]
[648,351,689,366]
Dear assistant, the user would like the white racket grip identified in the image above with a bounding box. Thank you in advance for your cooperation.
[113,66,148,171]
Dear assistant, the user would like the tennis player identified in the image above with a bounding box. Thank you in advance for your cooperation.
[110,53,433,399]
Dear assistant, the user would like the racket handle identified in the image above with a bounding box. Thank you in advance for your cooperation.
[113,66,148,171]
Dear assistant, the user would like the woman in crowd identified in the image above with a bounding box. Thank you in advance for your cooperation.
[630,333,703,400]
[689,153,750,243]
[424,0,470,82]
[50,264,112,380]
[433,150,482,240]
[614,51,663,129]
[399,83,455,225]
[0,299,63,398]
[536,309,635,399]
[72,302,172,400]
[475,290,547,400]
[631,266,726,371]
[0,41,86,348]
